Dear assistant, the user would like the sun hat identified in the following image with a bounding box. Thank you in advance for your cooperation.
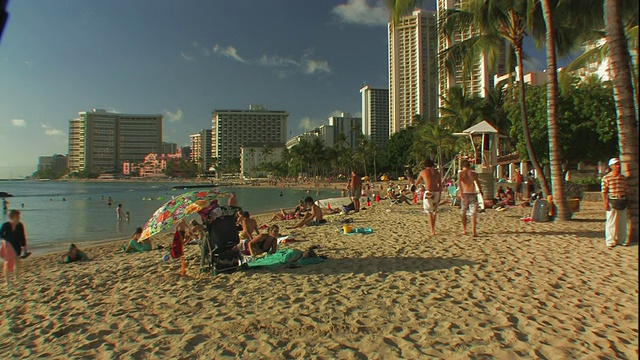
[608,158,620,166]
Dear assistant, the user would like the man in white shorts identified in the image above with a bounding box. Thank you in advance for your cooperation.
[415,159,442,236]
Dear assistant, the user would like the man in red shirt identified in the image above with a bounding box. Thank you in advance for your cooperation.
[601,157,629,248]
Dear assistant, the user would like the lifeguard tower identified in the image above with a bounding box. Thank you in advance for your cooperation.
[453,120,500,200]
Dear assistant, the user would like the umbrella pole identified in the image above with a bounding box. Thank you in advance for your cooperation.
[180,257,186,276]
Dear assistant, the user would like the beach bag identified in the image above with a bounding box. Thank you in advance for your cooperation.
[610,198,628,210]
[171,230,184,259]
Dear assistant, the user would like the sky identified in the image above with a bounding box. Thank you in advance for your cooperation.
[0,0,554,178]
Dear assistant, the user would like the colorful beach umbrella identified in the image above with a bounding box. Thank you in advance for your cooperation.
[139,189,224,241]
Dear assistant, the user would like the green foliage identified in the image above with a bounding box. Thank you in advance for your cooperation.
[32,168,69,180]
[505,82,618,165]
[68,170,99,179]
[164,160,198,178]
[378,128,416,176]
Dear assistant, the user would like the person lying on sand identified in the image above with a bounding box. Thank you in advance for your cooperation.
[270,200,306,222]
[63,244,89,263]
[286,196,327,229]
[123,227,153,253]
[248,224,279,257]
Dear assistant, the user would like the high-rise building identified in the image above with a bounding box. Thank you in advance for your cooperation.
[437,0,507,110]
[162,142,178,155]
[189,129,213,173]
[37,154,68,174]
[328,112,362,148]
[360,85,390,147]
[212,105,287,167]
[68,109,163,174]
[388,9,438,135]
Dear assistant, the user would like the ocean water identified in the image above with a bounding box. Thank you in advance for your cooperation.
[0,181,340,249]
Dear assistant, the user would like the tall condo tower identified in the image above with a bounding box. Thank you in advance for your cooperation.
[360,85,390,147]
[437,0,507,110]
[388,9,438,135]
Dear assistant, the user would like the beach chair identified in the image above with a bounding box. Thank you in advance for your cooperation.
[446,185,459,206]
[201,206,242,275]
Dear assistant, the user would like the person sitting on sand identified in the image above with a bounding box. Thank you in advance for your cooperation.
[123,227,153,253]
[286,196,327,229]
[187,219,206,245]
[387,185,412,205]
[248,224,279,257]
[239,211,260,240]
[63,244,89,263]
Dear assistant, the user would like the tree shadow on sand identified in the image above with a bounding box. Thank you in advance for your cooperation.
[274,256,476,275]
[491,230,603,239]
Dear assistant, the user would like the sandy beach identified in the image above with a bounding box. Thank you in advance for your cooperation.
[1,199,637,359]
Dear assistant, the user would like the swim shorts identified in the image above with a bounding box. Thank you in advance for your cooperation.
[461,193,478,216]
[423,191,440,215]
[350,187,361,198]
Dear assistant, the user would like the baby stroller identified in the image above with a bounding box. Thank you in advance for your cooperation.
[201,206,242,275]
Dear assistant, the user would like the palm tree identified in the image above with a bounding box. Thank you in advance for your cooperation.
[412,123,458,176]
[605,0,639,241]
[438,0,551,195]
[439,86,483,132]
[559,3,637,112]
[540,0,570,220]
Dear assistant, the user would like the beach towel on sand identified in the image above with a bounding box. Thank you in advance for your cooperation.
[247,249,324,268]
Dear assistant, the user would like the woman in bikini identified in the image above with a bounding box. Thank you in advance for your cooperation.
[248,224,279,257]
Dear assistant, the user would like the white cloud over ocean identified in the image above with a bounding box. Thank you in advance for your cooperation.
[11,119,26,127]
[164,108,184,123]
[210,44,331,78]
[332,0,389,26]
[40,123,65,136]
[212,44,247,63]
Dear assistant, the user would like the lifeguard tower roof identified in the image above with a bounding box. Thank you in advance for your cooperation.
[463,120,498,134]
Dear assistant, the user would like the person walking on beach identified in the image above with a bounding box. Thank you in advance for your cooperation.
[512,168,523,201]
[116,204,125,221]
[458,160,483,237]
[415,159,442,236]
[0,210,31,287]
[601,157,629,248]
[348,171,362,213]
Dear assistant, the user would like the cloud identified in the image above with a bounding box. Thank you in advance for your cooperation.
[332,0,389,26]
[212,44,246,63]
[210,43,331,78]
[164,108,184,123]
[255,50,331,77]
[298,117,327,131]
[40,124,65,136]
[11,119,26,127]
[181,52,194,61]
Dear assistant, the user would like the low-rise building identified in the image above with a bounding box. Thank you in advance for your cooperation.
[240,142,285,178]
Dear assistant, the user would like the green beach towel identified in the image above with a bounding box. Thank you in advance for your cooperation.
[247,249,324,268]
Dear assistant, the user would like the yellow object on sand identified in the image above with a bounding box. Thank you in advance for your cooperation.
[343,225,353,234]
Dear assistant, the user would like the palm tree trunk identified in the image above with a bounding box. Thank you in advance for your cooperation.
[605,0,639,243]
[540,0,570,221]
[515,46,551,196]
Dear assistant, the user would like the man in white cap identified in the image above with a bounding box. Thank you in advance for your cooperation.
[601,157,629,248]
